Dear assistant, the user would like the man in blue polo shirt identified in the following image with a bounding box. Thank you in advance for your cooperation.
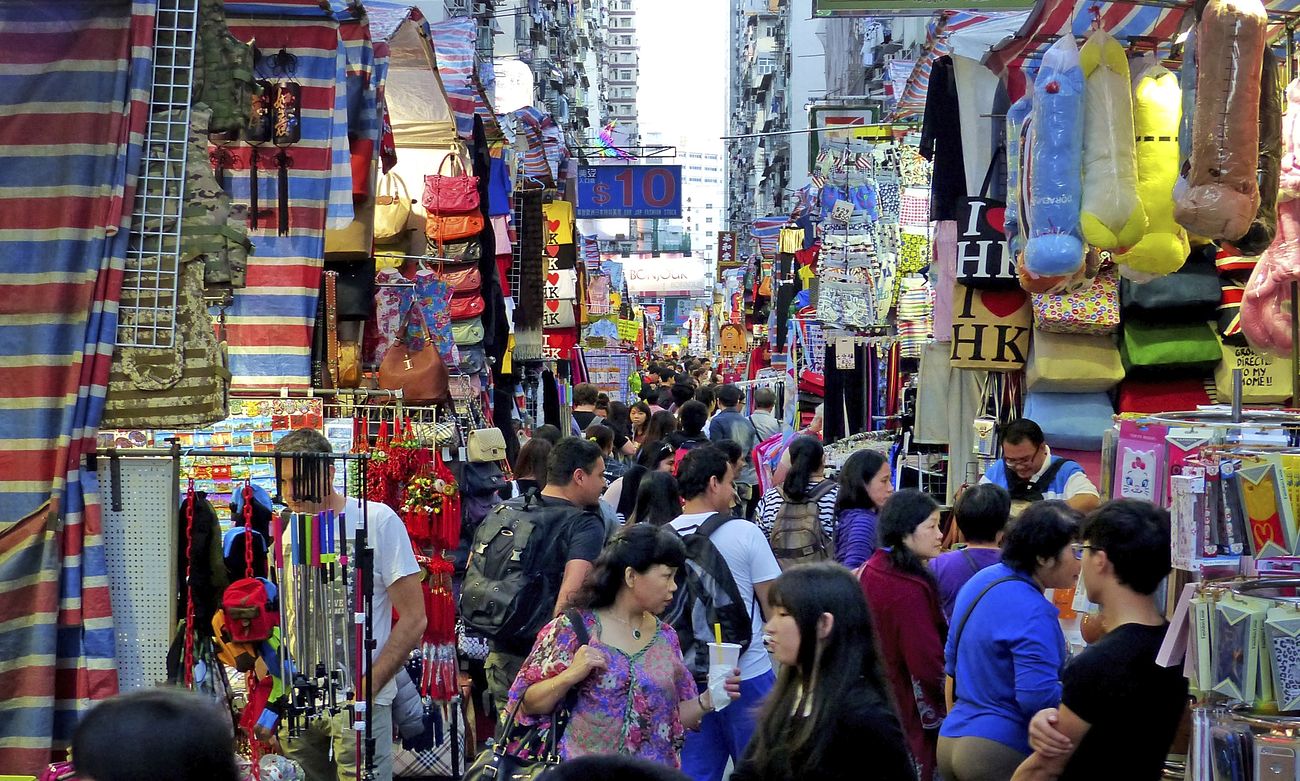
[981,419,1100,515]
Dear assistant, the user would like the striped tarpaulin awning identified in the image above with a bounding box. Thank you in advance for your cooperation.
[752,215,786,258]
[892,10,1029,120]
[221,14,354,390]
[428,16,500,140]
[0,0,158,771]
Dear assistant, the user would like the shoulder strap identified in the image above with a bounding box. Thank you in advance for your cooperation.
[564,608,591,648]
[959,547,982,575]
[951,576,1020,697]
[978,146,1006,198]
[811,479,837,500]
[1031,458,1073,493]
[695,512,734,539]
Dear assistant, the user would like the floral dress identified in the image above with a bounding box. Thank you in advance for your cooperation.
[506,609,698,768]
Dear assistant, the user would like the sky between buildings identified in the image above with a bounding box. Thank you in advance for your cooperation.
[635,0,727,158]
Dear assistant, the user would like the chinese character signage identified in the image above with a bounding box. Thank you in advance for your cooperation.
[717,231,739,270]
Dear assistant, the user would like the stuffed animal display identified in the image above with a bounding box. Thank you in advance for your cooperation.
[1079,29,1145,249]
[1174,0,1268,241]
[1025,35,1086,279]
[1243,78,1300,355]
[1117,63,1190,278]
[1232,48,1283,255]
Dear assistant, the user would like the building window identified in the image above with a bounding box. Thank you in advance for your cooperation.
[706,217,714,224]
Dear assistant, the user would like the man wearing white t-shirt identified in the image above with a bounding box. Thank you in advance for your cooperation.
[274,429,425,781]
[671,446,781,781]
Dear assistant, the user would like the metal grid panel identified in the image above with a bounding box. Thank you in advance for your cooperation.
[117,0,198,349]
[99,457,178,690]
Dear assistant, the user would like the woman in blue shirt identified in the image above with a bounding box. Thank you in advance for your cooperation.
[937,501,1082,781]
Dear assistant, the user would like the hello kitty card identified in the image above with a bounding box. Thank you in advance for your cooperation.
[1113,419,1168,505]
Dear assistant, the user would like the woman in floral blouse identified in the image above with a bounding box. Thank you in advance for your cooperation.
[506,524,737,768]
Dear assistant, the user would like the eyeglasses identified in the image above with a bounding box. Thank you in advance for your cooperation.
[1004,448,1042,468]
[1070,543,1097,560]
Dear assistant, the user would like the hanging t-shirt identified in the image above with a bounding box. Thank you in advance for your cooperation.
[542,200,575,245]
[280,498,420,706]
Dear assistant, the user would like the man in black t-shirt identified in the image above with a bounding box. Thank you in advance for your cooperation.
[483,437,608,710]
[1013,500,1188,781]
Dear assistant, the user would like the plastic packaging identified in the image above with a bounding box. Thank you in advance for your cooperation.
[1116,63,1189,276]
[1004,94,1033,263]
[1024,35,1086,278]
[1232,48,1283,254]
[1174,0,1268,241]
[1079,28,1146,249]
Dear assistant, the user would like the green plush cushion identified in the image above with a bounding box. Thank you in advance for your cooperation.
[1121,320,1220,374]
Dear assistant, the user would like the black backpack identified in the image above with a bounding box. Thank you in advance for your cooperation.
[664,513,754,686]
[459,492,575,651]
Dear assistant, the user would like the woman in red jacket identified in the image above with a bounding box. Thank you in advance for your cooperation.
[860,489,947,781]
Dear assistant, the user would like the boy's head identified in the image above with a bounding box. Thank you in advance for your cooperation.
[953,483,1011,544]
[1079,499,1172,602]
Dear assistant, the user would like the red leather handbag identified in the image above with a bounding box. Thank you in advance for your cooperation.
[440,262,482,294]
[449,291,486,321]
[422,153,480,214]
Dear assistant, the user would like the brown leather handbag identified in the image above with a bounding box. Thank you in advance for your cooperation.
[378,310,449,404]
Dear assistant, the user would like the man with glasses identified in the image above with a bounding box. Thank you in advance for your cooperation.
[980,419,1100,515]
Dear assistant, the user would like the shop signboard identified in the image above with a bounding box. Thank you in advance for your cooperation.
[644,304,663,322]
[624,255,710,295]
[717,231,740,269]
[576,164,683,219]
[814,0,1033,14]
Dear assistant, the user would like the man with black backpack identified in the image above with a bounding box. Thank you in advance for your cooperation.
[460,437,608,712]
[668,446,781,781]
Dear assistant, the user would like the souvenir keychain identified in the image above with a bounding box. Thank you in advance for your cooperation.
[244,77,275,230]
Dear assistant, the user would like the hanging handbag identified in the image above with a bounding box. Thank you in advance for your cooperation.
[338,340,362,389]
[972,373,1002,458]
[324,259,377,321]
[423,153,481,214]
[1031,264,1120,335]
[426,211,485,244]
[1214,343,1293,404]
[1120,246,1221,322]
[1121,320,1221,375]
[379,308,450,404]
[440,262,483,294]
[1026,331,1125,393]
[428,237,483,262]
[467,427,508,463]
[374,172,413,243]
[956,147,1016,289]
[450,291,486,321]
[463,611,590,781]
[950,283,1032,372]
[453,316,485,346]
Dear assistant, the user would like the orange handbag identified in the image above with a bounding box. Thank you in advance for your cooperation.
[449,291,486,321]
[425,211,484,244]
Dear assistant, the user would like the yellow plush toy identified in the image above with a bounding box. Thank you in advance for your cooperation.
[1116,62,1190,276]
[1079,29,1146,249]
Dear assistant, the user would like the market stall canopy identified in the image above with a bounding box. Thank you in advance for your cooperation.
[984,0,1300,84]
[429,15,500,140]
[892,9,1030,120]
[365,1,458,146]
[226,0,358,18]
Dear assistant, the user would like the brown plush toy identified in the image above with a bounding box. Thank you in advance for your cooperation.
[1231,49,1283,255]
[1174,0,1268,241]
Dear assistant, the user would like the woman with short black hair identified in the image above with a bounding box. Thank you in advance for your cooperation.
[937,501,1081,781]
[507,524,736,768]
[73,689,240,781]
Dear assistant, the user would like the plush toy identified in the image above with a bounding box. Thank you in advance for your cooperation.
[1021,244,1103,295]
[1243,78,1300,355]
[1232,49,1283,255]
[1174,0,1268,241]
[1025,35,1086,278]
[1117,63,1190,277]
[1079,29,1146,249]
[1005,93,1033,263]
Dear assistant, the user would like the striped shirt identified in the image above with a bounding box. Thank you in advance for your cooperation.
[755,481,840,541]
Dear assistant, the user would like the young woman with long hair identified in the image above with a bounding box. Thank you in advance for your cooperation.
[754,435,839,541]
[604,440,677,524]
[859,489,948,781]
[733,563,913,781]
[641,411,679,453]
[833,449,893,569]
[629,401,653,444]
[510,437,553,498]
[631,470,682,526]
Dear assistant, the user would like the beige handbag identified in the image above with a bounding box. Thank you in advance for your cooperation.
[374,173,413,243]
[467,427,508,463]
